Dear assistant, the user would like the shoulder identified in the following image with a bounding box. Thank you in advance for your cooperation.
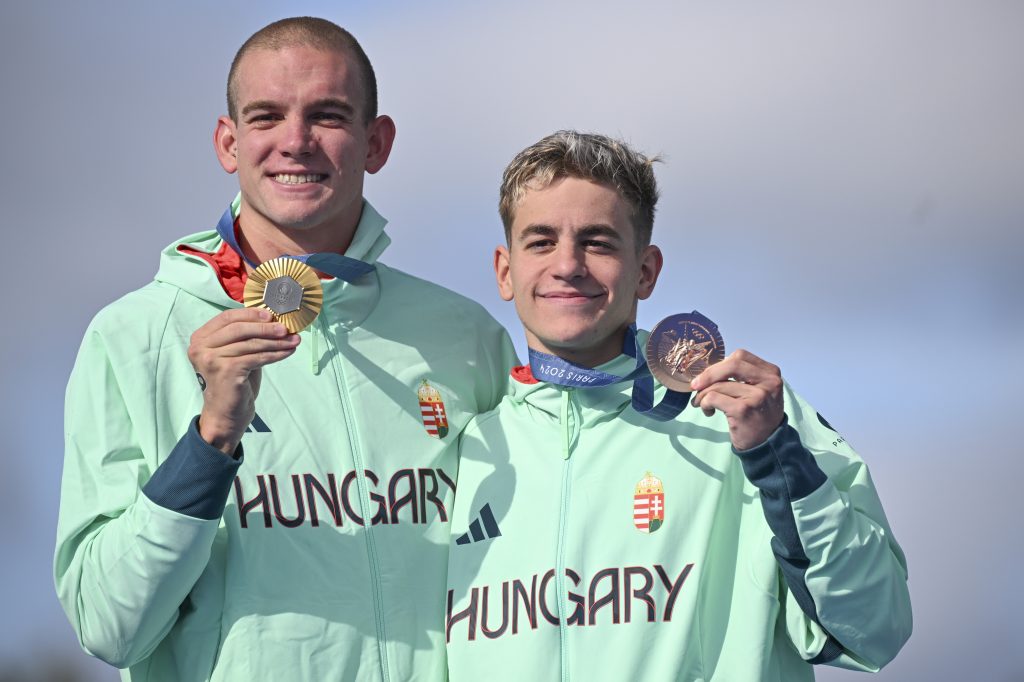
[375,263,502,327]
[77,281,187,366]
[462,401,507,437]
[781,383,850,449]
[87,281,180,335]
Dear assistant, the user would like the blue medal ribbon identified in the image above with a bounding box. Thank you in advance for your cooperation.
[215,206,374,283]
[527,326,689,421]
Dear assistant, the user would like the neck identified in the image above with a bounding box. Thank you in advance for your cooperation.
[529,328,630,369]
[236,207,361,272]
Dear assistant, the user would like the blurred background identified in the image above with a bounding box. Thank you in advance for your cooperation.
[1,1,1021,680]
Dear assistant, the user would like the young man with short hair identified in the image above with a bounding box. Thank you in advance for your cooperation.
[446,131,911,680]
[55,17,516,681]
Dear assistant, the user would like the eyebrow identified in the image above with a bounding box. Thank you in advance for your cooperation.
[576,225,623,242]
[308,98,357,116]
[518,224,558,242]
[240,98,357,117]
[518,224,623,241]
[240,100,280,117]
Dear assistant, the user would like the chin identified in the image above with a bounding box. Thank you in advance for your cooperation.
[536,330,594,354]
[270,210,328,231]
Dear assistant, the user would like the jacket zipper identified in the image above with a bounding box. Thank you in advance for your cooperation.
[320,316,391,682]
[555,389,578,682]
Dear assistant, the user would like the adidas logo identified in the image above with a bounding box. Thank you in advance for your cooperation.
[455,503,502,545]
[245,413,271,433]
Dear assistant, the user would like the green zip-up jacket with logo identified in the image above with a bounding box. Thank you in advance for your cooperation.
[446,348,911,681]
[55,201,518,682]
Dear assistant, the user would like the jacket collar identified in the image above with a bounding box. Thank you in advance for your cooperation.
[509,339,649,422]
[156,197,391,330]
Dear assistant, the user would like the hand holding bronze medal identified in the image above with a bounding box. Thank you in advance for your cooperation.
[243,257,323,333]
[525,311,722,421]
[646,311,725,392]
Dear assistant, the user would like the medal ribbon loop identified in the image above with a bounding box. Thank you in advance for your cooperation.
[216,206,375,282]
[527,326,689,422]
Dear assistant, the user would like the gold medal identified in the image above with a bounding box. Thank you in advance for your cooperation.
[243,257,323,333]
[646,311,725,392]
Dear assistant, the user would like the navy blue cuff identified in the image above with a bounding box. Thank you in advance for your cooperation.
[736,418,831,626]
[142,416,243,520]
[809,635,845,665]
[735,417,827,502]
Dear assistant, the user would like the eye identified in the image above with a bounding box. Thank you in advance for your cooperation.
[524,238,555,251]
[583,239,616,252]
[246,113,281,128]
[311,112,350,126]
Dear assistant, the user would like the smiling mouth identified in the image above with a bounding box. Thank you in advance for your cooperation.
[273,173,327,185]
[540,292,602,303]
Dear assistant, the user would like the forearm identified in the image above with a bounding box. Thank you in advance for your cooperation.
[56,419,240,667]
[737,420,911,668]
[791,472,912,669]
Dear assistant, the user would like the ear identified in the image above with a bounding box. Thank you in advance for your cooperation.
[364,115,397,174]
[214,116,239,174]
[494,245,514,301]
[636,244,663,300]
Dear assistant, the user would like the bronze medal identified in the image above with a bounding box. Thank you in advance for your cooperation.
[243,257,323,333]
[646,311,725,392]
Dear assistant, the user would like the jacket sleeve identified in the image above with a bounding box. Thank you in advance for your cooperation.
[474,317,520,412]
[54,324,240,669]
[734,383,912,671]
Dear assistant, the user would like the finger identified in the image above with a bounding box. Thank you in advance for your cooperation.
[692,357,761,387]
[190,330,298,371]
[696,390,744,418]
[227,347,300,370]
[218,335,301,358]
[691,350,779,390]
[688,376,770,409]
[191,309,275,348]
[691,380,767,407]
[204,321,294,349]
[194,307,274,337]
[251,347,300,366]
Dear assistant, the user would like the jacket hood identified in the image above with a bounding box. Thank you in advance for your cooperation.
[154,196,391,310]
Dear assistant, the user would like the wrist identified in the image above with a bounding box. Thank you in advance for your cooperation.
[197,412,243,456]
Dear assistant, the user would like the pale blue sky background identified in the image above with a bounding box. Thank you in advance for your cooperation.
[1,2,1021,680]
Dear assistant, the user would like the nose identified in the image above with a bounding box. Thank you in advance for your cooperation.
[280,117,316,157]
[551,243,587,280]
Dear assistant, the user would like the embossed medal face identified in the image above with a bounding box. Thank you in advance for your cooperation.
[243,257,323,333]
[263,276,303,315]
[646,311,725,392]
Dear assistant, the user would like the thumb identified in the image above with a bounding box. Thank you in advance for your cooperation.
[250,366,263,397]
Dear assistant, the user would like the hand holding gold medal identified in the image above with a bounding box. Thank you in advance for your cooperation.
[243,257,323,333]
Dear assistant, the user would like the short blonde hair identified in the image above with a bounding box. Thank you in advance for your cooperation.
[499,131,660,247]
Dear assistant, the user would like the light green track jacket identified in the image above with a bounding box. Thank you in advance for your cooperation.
[446,349,911,681]
[55,201,518,681]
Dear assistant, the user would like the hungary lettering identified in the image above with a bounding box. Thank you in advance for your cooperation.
[447,563,694,642]
[233,467,455,528]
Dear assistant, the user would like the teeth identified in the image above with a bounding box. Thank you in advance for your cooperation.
[275,173,325,184]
